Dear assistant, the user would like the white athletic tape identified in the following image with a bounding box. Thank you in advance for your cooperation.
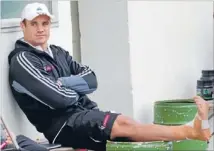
[202,120,210,129]
[185,113,210,129]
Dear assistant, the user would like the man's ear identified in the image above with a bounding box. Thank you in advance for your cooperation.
[20,21,25,31]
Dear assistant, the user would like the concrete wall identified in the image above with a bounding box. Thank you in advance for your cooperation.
[128,1,213,149]
[0,1,73,140]
[128,0,213,123]
[78,0,133,117]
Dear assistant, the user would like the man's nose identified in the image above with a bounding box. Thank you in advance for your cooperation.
[37,25,44,32]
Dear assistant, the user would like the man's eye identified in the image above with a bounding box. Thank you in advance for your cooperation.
[43,22,49,26]
[31,22,36,26]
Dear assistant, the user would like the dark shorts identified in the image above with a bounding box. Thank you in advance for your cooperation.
[54,110,120,151]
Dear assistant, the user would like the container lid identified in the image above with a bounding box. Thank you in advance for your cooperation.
[202,70,214,77]
[197,79,212,87]
[155,99,194,104]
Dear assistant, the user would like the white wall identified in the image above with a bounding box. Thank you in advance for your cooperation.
[128,1,213,124]
[128,2,213,149]
[78,0,133,117]
[0,1,73,140]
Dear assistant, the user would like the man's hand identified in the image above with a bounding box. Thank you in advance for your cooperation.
[56,80,62,87]
[57,76,96,95]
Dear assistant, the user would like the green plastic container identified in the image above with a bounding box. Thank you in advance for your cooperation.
[106,141,173,151]
[154,99,208,150]
[154,99,197,125]
[172,140,208,150]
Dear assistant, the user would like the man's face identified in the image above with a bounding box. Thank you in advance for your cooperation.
[21,15,51,46]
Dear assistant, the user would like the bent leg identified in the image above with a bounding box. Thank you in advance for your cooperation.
[110,96,211,142]
[54,110,120,151]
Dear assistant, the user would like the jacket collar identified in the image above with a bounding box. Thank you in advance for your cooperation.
[19,38,53,58]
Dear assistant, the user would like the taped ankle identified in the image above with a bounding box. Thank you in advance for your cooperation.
[201,120,209,129]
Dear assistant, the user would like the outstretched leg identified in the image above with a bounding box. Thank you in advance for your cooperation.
[110,96,211,142]
[54,97,211,151]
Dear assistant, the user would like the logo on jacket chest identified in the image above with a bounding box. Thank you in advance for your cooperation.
[44,65,55,72]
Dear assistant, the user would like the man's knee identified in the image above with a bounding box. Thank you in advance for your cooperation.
[110,115,136,139]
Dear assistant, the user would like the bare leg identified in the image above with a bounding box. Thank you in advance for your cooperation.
[110,96,211,142]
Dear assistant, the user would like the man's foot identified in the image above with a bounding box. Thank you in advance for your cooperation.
[191,96,211,141]
[194,96,209,120]
[171,97,212,141]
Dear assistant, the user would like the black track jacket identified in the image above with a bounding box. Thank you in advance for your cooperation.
[8,39,98,143]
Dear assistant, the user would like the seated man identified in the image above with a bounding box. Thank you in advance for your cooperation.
[8,2,212,151]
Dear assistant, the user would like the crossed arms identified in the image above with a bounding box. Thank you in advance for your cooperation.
[9,46,97,110]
